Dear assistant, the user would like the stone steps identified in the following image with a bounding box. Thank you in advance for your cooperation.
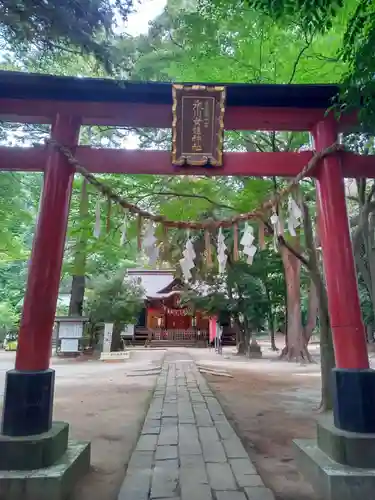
[148,340,197,348]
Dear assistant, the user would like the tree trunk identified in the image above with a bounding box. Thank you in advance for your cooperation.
[236,320,247,355]
[278,201,335,406]
[312,270,336,411]
[368,212,375,325]
[110,322,123,351]
[303,201,335,410]
[367,323,375,343]
[69,179,89,316]
[283,278,288,336]
[266,285,278,351]
[269,322,278,351]
[352,182,375,329]
[244,316,252,349]
[69,275,85,316]
[303,279,319,343]
[319,306,335,411]
[279,245,311,362]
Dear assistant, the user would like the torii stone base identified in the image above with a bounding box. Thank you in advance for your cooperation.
[293,414,375,500]
[0,422,90,500]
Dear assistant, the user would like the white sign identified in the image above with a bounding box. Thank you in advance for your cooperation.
[216,325,223,340]
[100,351,130,362]
[121,325,134,338]
[59,322,83,339]
[103,323,114,353]
[61,338,79,353]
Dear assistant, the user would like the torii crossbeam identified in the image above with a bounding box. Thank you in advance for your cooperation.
[0,73,374,496]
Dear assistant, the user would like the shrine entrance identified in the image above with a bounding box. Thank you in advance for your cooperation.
[1,71,375,496]
[128,269,211,345]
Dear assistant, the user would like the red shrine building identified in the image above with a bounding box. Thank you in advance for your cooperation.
[128,269,210,345]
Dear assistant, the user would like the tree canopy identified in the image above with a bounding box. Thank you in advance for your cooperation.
[0,0,373,381]
[199,0,375,125]
[0,0,135,71]
[3,0,374,127]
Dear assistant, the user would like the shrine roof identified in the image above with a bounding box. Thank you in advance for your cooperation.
[157,278,185,294]
[0,71,340,109]
[127,269,177,299]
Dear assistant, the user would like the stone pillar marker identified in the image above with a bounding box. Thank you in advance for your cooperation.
[103,323,114,353]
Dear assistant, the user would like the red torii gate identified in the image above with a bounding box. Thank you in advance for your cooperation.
[1,72,374,439]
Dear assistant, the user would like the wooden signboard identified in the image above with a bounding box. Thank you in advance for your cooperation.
[172,85,226,167]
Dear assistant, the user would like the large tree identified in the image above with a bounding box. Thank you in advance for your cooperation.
[199,0,375,125]
[0,0,135,70]
[0,0,365,411]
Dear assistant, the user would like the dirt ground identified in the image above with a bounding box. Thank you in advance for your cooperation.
[0,349,163,500]
[50,350,164,500]
[54,378,150,500]
[196,345,323,500]
[0,343,341,500]
[59,346,322,500]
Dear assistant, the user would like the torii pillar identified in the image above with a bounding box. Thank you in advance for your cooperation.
[313,118,375,434]
[294,117,375,500]
[1,114,81,436]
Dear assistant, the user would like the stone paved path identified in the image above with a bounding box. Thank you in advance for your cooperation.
[118,351,274,500]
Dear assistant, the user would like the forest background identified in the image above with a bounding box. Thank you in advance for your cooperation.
[1,0,375,406]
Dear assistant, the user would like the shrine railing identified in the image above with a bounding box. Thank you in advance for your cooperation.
[150,329,208,342]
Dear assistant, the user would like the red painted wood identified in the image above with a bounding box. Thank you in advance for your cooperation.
[74,148,312,177]
[0,147,47,171]
[15,115,81,372]
[1,146,375,178]
[0,98,354,131]
[313,119,369,370]
[343,153,375,178]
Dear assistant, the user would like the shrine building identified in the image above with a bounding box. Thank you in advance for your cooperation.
[127,269,234,346]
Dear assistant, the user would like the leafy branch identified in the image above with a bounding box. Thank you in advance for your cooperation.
[138,191,237,211]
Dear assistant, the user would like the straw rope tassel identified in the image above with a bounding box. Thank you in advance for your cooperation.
[82,177,88,204]
[258,221,265,250]
[277,206,285,236]
[270,207,279,252]
[163,224,169,256]
[137,215,143,251]
[106,199,111,233]
[120,210,127,246]
[47,139,342,231]
[205,229,212,266]
[94,197,101,238]
[233,223,239,261]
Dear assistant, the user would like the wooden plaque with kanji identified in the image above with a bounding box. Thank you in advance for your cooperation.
[172,85,226,167]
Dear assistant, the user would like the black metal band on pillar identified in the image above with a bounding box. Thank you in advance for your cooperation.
[1,369,55,437]
[332,368,375,433]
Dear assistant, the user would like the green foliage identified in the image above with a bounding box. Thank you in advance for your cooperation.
[206,0,375,127]
[0,0,135,71]
[0,172,40,262]
[249,247,286,326]
[358,279,374,326]
[340,2,375,127]
[0,0,354,330]
[63,176,139,280]
[142,2,346,85]
[227,260,270,331]
[184,251,285,333]
[0,301,19,339]
[228,0,344,32]
[85,271,144,324]
[0,261,29,308]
